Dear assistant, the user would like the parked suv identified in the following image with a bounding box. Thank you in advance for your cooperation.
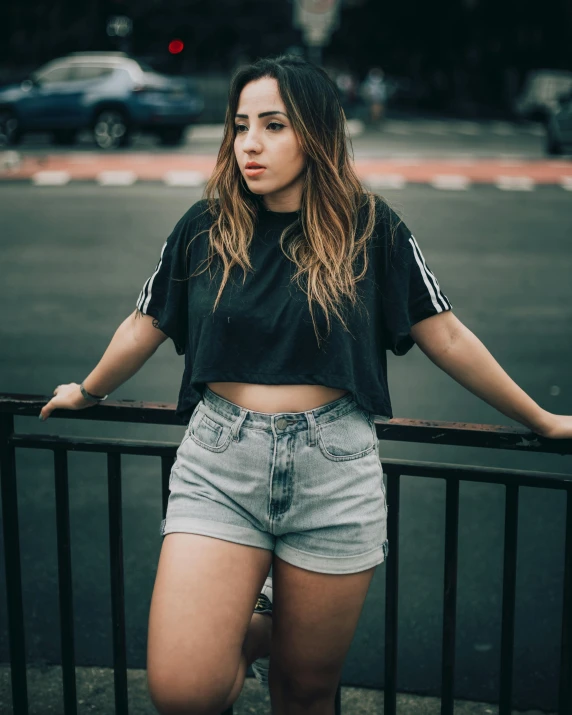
[0,52,204,149]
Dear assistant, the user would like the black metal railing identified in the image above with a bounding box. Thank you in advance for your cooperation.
[1,393,571,715]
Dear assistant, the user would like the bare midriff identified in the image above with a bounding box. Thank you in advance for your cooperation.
[205,382,349,414]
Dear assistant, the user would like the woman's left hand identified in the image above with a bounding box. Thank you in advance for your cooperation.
[534,414,572,439]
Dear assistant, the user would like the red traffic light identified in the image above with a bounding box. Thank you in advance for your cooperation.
[168,39,184,54]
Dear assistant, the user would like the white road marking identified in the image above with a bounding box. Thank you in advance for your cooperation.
[365,174,407,189]
[430,175,471,190]
[163,170,207,187]
[495,176,535,191]
[32,171,71,185]
[96,171,137,186]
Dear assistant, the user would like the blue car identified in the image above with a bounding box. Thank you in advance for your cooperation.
[0,52,204,149]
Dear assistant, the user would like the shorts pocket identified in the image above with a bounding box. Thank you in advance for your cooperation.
[189,405,233,453]
[317,408,376,462]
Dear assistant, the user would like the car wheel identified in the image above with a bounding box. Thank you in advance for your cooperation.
[52,129,77,146]
[0,109,22,147]
[545,125,563,156]
[158,127,186,146]
[93,109,130,149]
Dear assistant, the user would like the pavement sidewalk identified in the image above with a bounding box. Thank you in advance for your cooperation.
[0,665,555,715]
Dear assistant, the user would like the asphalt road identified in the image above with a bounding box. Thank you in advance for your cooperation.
[1,178,571,711]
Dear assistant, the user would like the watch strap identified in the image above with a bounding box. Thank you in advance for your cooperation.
[80,382,108,402]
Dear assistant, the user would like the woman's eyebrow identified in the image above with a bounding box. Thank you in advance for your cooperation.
[235,111,288,119]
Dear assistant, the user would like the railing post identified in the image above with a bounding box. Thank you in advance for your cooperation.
[499,484,519,715]
[384,469,400,715]
[53,448,78,714]
[0,413,29,715]
[440,478,460,715]
[559,487,572,715]
[108,452,128,715]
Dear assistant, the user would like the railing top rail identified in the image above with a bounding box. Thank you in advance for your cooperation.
[2,393,572,456]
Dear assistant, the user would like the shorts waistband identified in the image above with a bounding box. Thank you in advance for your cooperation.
[201,385,360,431]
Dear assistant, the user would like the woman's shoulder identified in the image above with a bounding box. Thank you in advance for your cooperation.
[179,198,219,229]
[357,192,401,235]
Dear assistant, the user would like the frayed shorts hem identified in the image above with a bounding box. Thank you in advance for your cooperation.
[160,516,388,575]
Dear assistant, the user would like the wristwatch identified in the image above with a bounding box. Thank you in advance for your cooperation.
[80,381,108,403]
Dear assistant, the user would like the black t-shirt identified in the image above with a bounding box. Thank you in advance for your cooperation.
[136,197,452,424]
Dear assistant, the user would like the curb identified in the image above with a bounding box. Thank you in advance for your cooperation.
[1,150,572,190]
[1,172,570,190]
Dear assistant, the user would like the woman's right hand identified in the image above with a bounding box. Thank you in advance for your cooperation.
[39,382,97,421]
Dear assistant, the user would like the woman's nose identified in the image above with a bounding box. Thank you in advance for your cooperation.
[242,129,262,152]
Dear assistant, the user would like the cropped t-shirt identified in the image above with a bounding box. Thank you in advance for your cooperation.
[136,197,452,424]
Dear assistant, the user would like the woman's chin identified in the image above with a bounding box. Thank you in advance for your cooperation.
[246,184,269,195]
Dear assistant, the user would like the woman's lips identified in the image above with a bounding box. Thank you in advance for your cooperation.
[245,167,266,177]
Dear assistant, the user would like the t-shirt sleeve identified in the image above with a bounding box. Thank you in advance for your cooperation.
[377,206,453,356]
[136,209,195,355]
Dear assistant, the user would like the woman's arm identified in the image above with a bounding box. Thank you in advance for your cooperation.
[82,309,169,397]
[409,311,571,439]
[39,310,168,420]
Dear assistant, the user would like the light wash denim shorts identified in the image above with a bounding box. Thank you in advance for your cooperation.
[161,386,388,574]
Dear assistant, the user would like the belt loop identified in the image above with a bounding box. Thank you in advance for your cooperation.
[305,410,317,447]
[231,408,248,442]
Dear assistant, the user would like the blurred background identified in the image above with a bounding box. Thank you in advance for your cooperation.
[1,2,572,714]
[0,0,571,142]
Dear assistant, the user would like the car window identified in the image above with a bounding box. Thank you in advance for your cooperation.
[69,65,115,81]
[34,66,71,83]
[134,59,156,73]
[111,68,133,83]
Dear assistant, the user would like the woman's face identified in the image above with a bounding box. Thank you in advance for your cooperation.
[234,77,306,210]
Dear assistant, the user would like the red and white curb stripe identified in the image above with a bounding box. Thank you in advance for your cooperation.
[24,171,572,189]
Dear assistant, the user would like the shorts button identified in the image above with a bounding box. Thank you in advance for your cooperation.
[276,417,288,429]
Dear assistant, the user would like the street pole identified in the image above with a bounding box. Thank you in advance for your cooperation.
[292,0,340,67]
[308,45,322,66]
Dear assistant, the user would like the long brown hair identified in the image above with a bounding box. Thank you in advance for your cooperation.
[155,56,392,347]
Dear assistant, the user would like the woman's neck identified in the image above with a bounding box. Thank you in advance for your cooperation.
[261,183,302,213]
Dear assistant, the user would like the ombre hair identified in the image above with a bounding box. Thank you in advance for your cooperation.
[191,55,392,347]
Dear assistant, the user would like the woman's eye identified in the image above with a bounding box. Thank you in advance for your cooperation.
[267,122,285,131]
[234,124,247,133]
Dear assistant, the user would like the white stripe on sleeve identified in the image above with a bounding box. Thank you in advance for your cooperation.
[138,239,168,313]
[409,236,451,310]
[408,237,444,313]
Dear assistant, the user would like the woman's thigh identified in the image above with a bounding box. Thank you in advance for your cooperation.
[147,532,272,714]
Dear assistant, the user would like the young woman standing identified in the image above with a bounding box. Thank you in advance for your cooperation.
[40,55,572,715]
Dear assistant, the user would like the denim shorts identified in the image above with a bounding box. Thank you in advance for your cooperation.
[161,386,388,574]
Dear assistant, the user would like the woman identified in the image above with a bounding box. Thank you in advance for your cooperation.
[39,55,572,715]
